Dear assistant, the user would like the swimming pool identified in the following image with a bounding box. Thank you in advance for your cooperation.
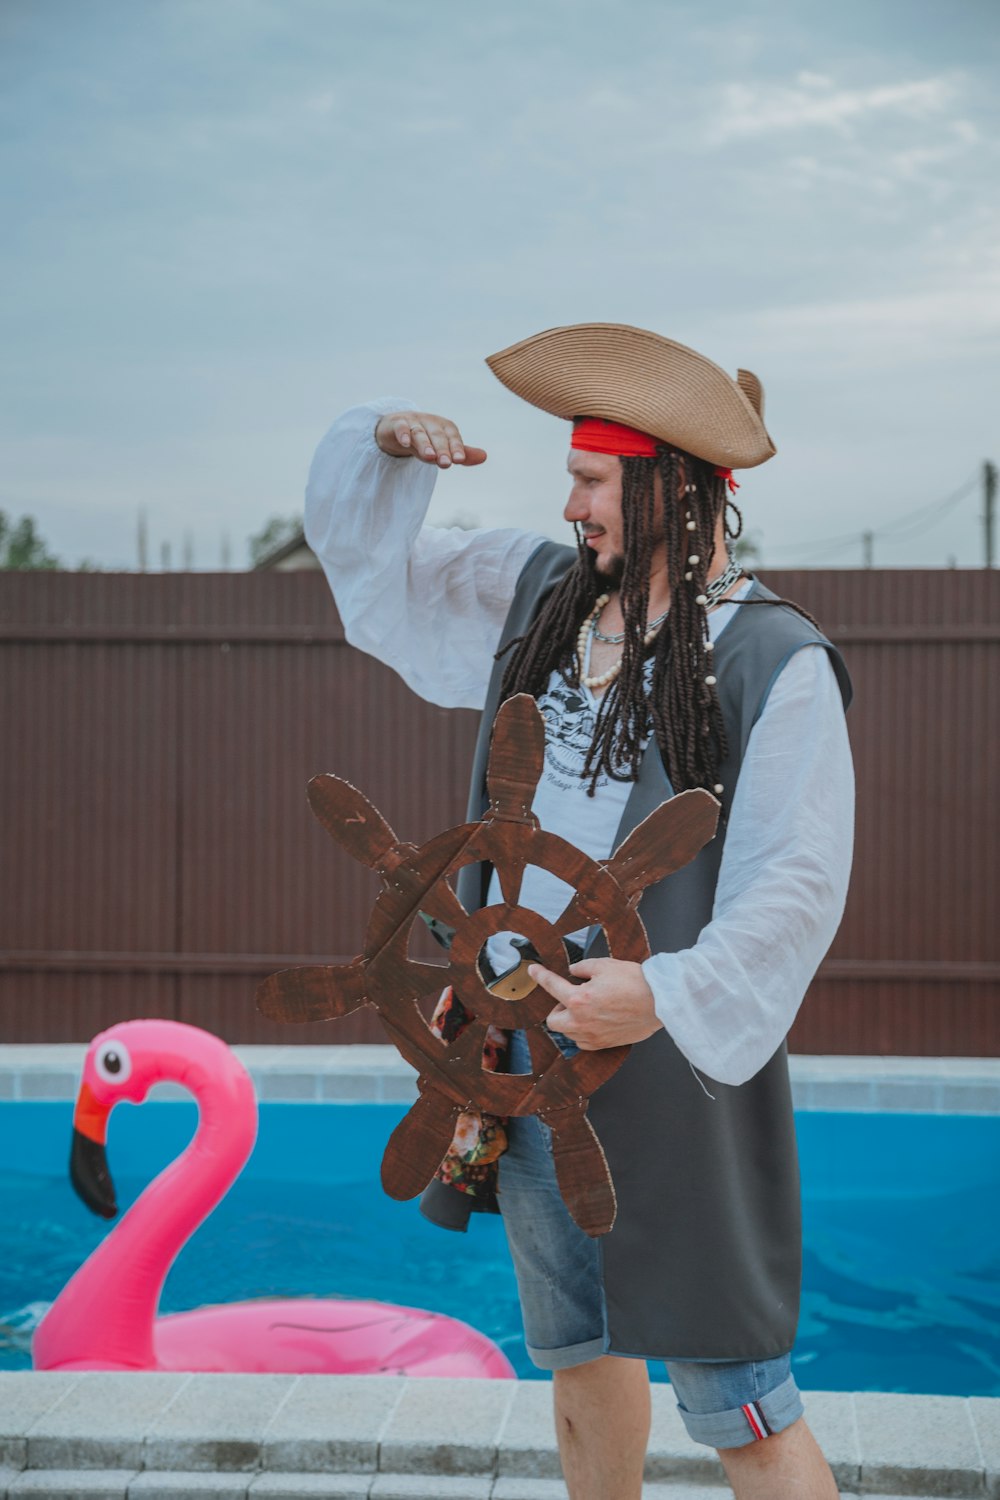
[3,1099,998,1393]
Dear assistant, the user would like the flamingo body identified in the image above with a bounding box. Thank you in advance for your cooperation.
[33,1020,514,1379]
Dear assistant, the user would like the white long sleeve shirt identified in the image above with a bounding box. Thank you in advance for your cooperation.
[305,400,855,1087]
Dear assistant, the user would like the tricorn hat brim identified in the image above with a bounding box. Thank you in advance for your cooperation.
[485,322,776,469]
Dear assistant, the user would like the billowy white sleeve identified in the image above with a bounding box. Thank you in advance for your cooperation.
[304,398,546,709]
[642,644,855,1087]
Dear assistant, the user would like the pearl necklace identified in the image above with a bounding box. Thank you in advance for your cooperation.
[576,560,745,692]
[576,594,666,691]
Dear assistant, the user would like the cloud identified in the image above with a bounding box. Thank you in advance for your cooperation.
[782,122,982,199]
[703,68,991,213]
[720,254,1000,369]
[708,70,957,143]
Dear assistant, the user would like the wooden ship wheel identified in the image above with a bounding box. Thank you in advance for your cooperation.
[257,694,719,1236]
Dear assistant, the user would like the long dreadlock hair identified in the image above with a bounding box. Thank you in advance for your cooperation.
[497,441,818,797]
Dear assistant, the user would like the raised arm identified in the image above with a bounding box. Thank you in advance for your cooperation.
[304,398,545,709]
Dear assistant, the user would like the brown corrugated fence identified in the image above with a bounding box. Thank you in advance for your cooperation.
[1,569,997,1053]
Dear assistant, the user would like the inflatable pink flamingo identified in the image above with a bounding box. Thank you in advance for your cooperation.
[33,1019,514,1377]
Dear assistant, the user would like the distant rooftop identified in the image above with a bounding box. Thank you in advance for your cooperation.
[252,528,320,572]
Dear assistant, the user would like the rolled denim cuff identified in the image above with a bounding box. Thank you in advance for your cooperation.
[676,1372,804,1449]
[526,1333,608,1371]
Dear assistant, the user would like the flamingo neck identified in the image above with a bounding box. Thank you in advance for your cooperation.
[39,1041,257,1370]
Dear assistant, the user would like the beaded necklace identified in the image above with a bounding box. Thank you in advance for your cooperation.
[575,557,745,693]
[576,594,666,691]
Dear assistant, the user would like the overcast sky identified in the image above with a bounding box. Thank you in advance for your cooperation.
[2,0,998,570]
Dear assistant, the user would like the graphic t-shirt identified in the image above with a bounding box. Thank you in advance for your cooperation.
[484,660,653,973]
[483,579,755,975]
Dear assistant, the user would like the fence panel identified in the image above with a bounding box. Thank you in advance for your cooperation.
[1,568,996,1053]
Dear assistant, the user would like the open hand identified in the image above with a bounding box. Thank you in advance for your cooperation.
[527,957,663,1050]
[375,410,487,468]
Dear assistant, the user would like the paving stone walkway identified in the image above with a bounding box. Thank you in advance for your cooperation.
[2,1373,998,1499]
[0,1480,973,1500]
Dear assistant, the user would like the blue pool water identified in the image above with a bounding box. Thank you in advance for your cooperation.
[3,1101,998,1393]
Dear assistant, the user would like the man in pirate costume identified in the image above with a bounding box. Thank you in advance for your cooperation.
[305,324,854,1500]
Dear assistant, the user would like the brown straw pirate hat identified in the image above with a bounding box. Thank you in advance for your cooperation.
[485,322,776,468]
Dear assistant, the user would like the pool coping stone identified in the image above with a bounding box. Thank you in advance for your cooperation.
[3,1047,999,1113]
[248,1478,373,1499]
[25,1373,191,1473]
[5,1469,137,1496]
[141,1374,298,1473]
[127,1476,252,1497]
[378,1378,516,1476]
[259,1373,403,1474]
[2,1376,999,1496]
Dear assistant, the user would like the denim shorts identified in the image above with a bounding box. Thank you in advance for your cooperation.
[497,1030,804,1450]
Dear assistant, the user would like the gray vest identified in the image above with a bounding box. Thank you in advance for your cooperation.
[459,541,852,1360]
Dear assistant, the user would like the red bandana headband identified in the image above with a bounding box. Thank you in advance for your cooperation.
[570,417,740,493]
[571,416,658,458]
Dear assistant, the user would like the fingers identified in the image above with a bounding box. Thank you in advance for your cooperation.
[390,418,414,453]
[377,412,486,467]
[528,964,588,1043]
[568,959,605,982]
[410,420,447,465]
[527,962,577,1006]
[545,1004,596,1050]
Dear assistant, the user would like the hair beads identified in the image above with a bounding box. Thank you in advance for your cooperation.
[498,447,726,794]
[497,444,819,798]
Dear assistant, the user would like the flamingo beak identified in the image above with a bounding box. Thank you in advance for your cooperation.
[70,1080,117,1219]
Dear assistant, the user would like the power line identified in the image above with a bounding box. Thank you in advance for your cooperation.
[795,535,865,565]
[872,476,977,540]
[764,473,979,562]
[765,525,871,558]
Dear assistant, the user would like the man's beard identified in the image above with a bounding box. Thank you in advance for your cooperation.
[594,551,625,591]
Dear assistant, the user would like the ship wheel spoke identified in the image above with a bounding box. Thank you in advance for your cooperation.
[526,1026,560,1075]
[306,774,404,871]
[427,1012,492,1095]
[547,1109,618,1238]
[381,996,487,1106]
[380,1010,449,1085]
[420,878,468,934]
[381,1088,463,1200]
[485,695,545,823]
[605,789,720,900]
[496,854,527,909]
[403,958,455,999]
[377,964,451,1065]
[552,895,591,938]
[256,960,368,1024]
[444,1014,494,1075]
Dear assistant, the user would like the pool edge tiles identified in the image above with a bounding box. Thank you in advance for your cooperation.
[0,1374,997,1496]
[2,1045,1000,1112]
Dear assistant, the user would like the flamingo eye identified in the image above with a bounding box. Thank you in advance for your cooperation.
[95,1041,131,1083]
